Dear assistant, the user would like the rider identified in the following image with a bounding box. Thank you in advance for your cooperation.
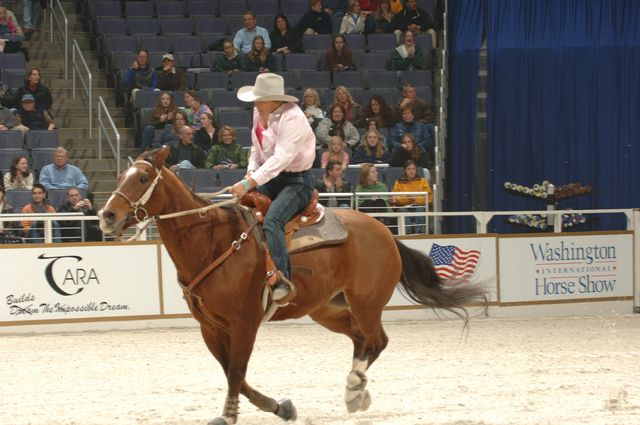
[230,73,316,304]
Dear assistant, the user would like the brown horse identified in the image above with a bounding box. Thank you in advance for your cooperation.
[98,146,488,425]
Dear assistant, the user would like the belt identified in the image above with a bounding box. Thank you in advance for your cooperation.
[280,170,310,176]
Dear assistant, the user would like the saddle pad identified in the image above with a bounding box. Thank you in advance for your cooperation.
[288,209,348,254]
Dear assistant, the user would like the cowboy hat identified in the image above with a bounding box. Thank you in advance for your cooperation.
[237,73,298,103]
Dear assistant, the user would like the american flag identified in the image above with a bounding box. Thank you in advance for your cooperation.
[428,243,480,281]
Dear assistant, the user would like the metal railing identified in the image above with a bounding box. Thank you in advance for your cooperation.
[49,0,68,79]
[72,40,93,138]
[97,96,122,176]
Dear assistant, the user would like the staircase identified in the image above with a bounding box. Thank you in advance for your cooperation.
[22,1,138,207]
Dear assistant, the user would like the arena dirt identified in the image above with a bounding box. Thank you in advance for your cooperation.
[1,315,639,425]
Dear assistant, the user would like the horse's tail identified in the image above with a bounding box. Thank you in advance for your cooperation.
[394,239,489,327]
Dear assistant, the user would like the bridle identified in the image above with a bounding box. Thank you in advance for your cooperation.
[110,159,239,240]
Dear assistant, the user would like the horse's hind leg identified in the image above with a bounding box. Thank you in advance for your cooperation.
[310,305,388,413]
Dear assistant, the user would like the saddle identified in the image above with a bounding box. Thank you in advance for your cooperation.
[240,190,347,254]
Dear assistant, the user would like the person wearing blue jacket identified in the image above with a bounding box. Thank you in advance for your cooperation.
[298,0,334,35]
[389,106,433,151]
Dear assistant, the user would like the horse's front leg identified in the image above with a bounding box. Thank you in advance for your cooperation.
[241,380,297,422]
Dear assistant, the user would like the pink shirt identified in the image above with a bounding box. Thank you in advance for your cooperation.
[248,102,316,185]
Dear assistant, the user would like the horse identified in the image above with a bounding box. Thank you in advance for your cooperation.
[98,146,488,425]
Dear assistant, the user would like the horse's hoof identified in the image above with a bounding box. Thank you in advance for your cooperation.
[275,398,297,422]
[360,390,372,411]
[208,416,234,425]
[345,393,362,414]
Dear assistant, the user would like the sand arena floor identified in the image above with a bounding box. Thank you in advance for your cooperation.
[1,315,639,425]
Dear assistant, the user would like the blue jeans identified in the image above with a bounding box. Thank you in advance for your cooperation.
[26,221,62,243]
[257,171,315,279]
[399,206,426,234]
[142,124,172,150]
[23,0,41,30]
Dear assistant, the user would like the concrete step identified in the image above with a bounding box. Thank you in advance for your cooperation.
[57,115,126,128]
[57,127,136,140]
[50,87,117,98]
[92,179,119,192]
[24,38,91,52]
[47,75,110,88]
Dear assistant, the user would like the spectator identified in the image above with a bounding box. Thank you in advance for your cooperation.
[183,90,213,130]
[391,0,436,48]
[326,34,354,73]
[157,53,187,92]
[57,187,102,242]
[354,163,390,211]
[162,110,189,145]
[0,5,20,48]
[124,49,158,104]
[372,0,395,33]
[166,126,206,172]
[39,147,89,191]
[20,183,60,243]
[271,14,303,54]
[320,135,350,169]
[204,125,248,170]
[391,30,427,71]
[141,91,177,151]
[389,132,429,168]
[301,88,325,130]
[390,0,403,13]
[358,118,388,147]
[214,39,244,73]
[323,0,347,17]
[3,156,33,190]
[193,111,217,152]
[315,102,359,149]
[17,94,55,131]
[13,68,52,112]
[244,35,277,73]
[390,106,432,151]
[0,103,28,132]
[340,0,369,34]
[298,0,333,35]
[351,128,390,164]
[332,85,361,123]
[0,186,20,238]
[316,160,353,208]
[233,11,271,55]
[21,0,40,40]
[394,82,434,123]
[390,159,432,234]
[359,94,394,128]
[0,1,23,39]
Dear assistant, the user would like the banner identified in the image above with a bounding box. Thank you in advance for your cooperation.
[1,244,161,322]
[499,233,634,303]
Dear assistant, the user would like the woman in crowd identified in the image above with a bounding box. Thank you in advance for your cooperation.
[390,133,429,168]
[326,34,353,72]
[354,163,391,217]
[213,39,244,73]
[204,125,248,170]
[3,155,33,190]
[359,118,388,147]
[244,35,277,73]
[183,90,213,130]
[333,85,361,124]
[193,111,217,152]
[301,88,325,130]
[390,159,432,234]
[320,135,350,169]
[391,29,427,71]
[270,14,303,54]
[359,94,394,128]
[0,186,20,238]
[141,91,177,151]
[372,0,395,33]
[351,128,390,164]
[315,102,360,149]
[14,68,52,112]
[162,110,189,145]
[339,0,368,34]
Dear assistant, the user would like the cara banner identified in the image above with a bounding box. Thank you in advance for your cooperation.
[1,244,161,322]
[499,233,634,303]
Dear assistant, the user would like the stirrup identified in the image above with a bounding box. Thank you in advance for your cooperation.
[266,271,297,306]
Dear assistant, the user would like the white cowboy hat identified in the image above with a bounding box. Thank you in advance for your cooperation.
[237,73,298,103]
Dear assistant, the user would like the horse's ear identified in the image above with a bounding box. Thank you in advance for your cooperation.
[151,145,171,168]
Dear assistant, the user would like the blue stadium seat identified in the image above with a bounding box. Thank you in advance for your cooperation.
[4,190,32,211]
[94,16,127,37]
[367,70,399,88]
[281,0,309,15]
[160,17,194,35]
[283,53,319,71]
[0,150,27,169]
[169,35,203,53]
[343,167,363,187]
[400,70,432,88]
[333,70,367,90]
[156,1,185,18]
[370,87,401,107]
[355,52,388,70]
[206,90,247,109]
[137,35,171,53]
[229,72,261,90]
[218,1,249,16]
[128,17,159,35]
[217,168,247,187]
[0,70,24,89]
[303,34,332,52]
[251,1,276,16]
[366,33,396,53]
[217,108,253,128]
[125,1,154,17]
[25,131,59,149]
[134,91,162,109]
[197,71,232,90]
[0,54,26,70]
[194,17,227,35]
[102,35,136,55]
[296,71,331,90]
[88,1,121,18]
[0,131,24,149]
[177,169,219,192]
[415,33,433,51]
[344,34,366,52]
[188,0,217,17]
[31,149,56,172]
[225,15,245,35]
[234,127,252,148]
[279,71,296,89]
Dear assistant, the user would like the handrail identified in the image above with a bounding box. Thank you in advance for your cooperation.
[72,40,93,139]
[97,96,122,176]
[49,0,68,79]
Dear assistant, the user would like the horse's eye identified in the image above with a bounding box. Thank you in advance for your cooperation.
[140,175,149,184]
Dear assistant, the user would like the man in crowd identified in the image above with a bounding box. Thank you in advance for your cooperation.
[17,93,55,132]
[166,125,206,172]
[316,160,353,208]
[394,82,435,123]
[391,0,436,47]
[124,49,158,104]
[21,183,60,243]
[57,186,102,242]
[157,53,187,91]
[298,0,333,35]
[233,11,271,54]
[39,147,89,191]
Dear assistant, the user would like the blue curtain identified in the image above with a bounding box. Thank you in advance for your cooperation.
[446,0,485,232]
[485,0,640,230]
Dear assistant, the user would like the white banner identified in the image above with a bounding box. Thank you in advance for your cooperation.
[390,237,498,305]
[1,244,161,322]
[499,233,634,303]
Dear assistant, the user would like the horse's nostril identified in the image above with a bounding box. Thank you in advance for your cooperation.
[103,210,115,224]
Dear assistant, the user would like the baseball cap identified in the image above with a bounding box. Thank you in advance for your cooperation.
[21,94,35,102]
[162,53,175,61]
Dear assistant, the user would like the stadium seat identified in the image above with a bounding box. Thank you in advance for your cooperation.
[169,35,203,53]
[217,108,253,128]
[4,190,32,211]
[125,1,154,18]
[0,149,27,169]
[128,17,159,35]
[303,34,332,52]
[156,1,185,18]
[0,54,26,70]
[280,0,309,15]
[366,33,396,53]
[0,131,24,149]
[333,70,367,90]
[355,53,388,70]
[400,70,432,88]
[367,70,400,88]
[137,35,171,53]
[283,53,319,71]
[217,168,248,187]
[344,34,366,52]
[194,17,227,35]
[25,131,59,149]
[0,70,24,90]
[160,17,194,35]
[188,0,217,17]
[234,127,252,148]
[197,72,232,90]
[31,149,56,172]
[177,169,218,192]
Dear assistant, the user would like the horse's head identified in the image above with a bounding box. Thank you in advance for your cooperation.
[99,146,170,236]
